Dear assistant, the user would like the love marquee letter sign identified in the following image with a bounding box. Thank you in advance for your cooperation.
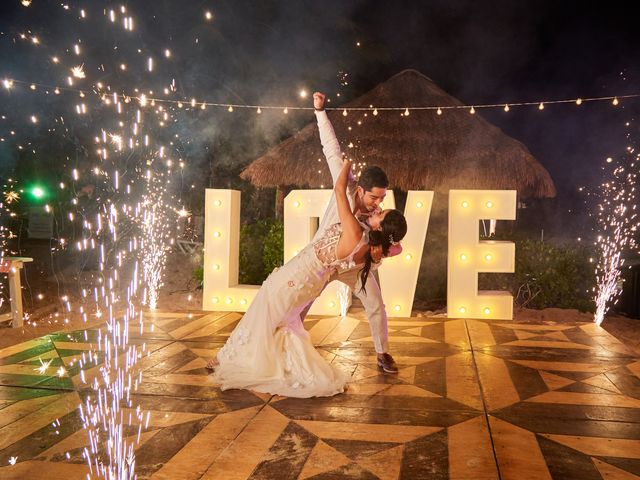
[202,188,516,319]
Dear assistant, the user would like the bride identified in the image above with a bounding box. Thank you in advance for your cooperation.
[208,158,407,398]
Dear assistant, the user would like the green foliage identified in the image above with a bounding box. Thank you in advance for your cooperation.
[263,221,284,276]
[414,230,596,312]
[193,264,204,285]
[239,219,284,284]
[479,238,596,311]
[191,219,284,287]
[414,228,448,309]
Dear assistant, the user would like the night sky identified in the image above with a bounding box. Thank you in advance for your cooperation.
[1,0,639,205]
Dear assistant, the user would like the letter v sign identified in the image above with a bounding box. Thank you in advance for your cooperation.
[377,191,434,317]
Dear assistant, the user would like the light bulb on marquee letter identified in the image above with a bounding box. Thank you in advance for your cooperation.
[285,189,344,315]
[377,191,433,318]
[447,190,516,320]
[203,188,433,317]
[202,189,259,312]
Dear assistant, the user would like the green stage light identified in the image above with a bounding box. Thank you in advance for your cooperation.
[31,186,46,199]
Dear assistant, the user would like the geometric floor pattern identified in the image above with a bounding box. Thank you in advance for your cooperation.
[1,309,639,479]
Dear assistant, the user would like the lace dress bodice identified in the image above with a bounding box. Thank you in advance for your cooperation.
[313,222,369,271]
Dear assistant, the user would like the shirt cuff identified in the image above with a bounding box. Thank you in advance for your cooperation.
[315,110,329,121]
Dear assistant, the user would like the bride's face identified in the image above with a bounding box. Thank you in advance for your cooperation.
[367,209,390,230]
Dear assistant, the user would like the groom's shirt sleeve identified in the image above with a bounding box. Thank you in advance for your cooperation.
[315,110,356,186]
[312,110,357,243]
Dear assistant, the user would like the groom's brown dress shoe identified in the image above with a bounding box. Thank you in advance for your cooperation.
[377,353,398,374]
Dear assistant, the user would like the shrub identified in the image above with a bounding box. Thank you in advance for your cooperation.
[414,234,596,312]
[263,221,284,275]
[479,238,596,311]
[239,219,284,285]
[193,264,204,286]
[193,219,285,287]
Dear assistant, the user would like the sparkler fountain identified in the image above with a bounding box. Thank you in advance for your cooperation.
[140,168,174,310]
[0,180,20,310]
[0,4,185,476]
[593,127,640,325]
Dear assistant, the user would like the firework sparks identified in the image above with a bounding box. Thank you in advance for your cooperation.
[4,191,19,203]
[593,139,640,325]
[71,65,86,79]
[0,4,181,478]
[1,179,20,309]
[35,358,54,374]
[140,172,173,310]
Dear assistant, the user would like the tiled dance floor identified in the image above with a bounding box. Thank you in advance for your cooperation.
[1,310,639,479]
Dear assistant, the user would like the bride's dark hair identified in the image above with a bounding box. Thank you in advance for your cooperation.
[359,209,407,294]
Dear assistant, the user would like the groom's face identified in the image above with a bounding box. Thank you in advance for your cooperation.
[357,186,387,213]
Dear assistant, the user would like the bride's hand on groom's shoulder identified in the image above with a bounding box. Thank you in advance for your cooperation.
[386,243,403,258]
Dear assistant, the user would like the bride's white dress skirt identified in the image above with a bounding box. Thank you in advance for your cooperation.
[213,245,349,398]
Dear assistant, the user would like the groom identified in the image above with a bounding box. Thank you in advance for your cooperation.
[299,92,401,374]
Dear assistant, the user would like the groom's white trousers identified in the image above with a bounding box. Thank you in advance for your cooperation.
[300,268,389,354]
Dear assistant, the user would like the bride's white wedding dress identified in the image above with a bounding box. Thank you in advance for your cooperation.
[213,222,368,398]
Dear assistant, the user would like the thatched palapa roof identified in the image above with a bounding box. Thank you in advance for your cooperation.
[241,69,556,198]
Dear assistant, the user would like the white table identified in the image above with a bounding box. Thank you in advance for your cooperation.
[0,257,33,328]
[176,239,203,254]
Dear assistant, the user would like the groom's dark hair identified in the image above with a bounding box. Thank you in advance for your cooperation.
[358,166,389,192]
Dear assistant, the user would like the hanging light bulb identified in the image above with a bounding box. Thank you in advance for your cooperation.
[283,107,288,114]
[227,106,233,112]
[373,108,378,116]
[504,104,510,112]
[576,98,583,105]
[538,102,545,110]
[469,106,476,114]
[612,97,619,106]
[343,109,348,116]
[437,107,442,115]
[257,107,262,114]
[404,107,410,116]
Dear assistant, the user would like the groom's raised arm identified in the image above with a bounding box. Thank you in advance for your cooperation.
[313,92,352,186]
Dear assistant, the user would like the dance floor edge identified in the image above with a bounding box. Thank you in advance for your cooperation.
[0,310,639,480]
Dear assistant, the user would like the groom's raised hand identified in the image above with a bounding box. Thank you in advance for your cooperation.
[313,92,325,111]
